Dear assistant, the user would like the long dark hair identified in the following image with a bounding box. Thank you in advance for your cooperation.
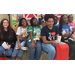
[59,14,68,35]
[0,19,13,40]
[19,18,28,27]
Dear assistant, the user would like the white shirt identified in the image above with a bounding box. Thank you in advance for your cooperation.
[16,26,28,39]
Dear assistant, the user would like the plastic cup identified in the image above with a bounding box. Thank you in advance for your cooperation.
[57,36,61,44]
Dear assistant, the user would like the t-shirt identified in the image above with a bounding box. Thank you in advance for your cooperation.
[68,22,75,35]
[16,26,28,39]
[27,25,43,40]
[57,24,71,39]
[41,26,59,41]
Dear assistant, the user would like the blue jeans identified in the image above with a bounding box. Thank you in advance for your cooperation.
[42,42,66,60]
[0,46,12,56]
[27,40,42,60]
[12,39,26,57]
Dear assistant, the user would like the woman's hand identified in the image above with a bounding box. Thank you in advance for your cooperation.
[62,33,69,37]
[18,43,21,49]
[30,41,36,49]
[6,45,11,50]
[51,41,56,45]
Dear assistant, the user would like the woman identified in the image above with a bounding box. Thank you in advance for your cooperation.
[68,14,75,36]
[12,18,28,60]
[57,14,75,59]
[0,19,16,57]
[27,17,42,60]
[41,14,60,60]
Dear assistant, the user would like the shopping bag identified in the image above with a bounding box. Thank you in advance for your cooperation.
[0,57,6,60]
[55,44,69,60]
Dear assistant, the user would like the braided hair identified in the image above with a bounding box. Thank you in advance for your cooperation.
[59,14,68,35]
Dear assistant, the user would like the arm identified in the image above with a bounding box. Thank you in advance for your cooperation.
[42,36,53,44]
[27,26,36,49]
[28,32,34,43]
[16,35,21,49]
[28,32,36,49]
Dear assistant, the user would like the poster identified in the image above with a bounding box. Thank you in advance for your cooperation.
[12,14,23,32]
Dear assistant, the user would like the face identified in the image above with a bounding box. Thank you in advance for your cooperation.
[22,19,27,26]
[3,20,9,28]
[47,18,54,27]
[32,19,38,26]
[63,15,68,24]
[68,15,73,23]
[54,17,58,25]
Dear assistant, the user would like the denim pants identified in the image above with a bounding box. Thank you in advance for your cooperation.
[42,42,66,60]
[27,40,42,60]
[12,39,26,57]
[0,46,12,56]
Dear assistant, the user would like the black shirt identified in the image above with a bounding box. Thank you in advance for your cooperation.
[0,29,17,48]
[41,25,59,41]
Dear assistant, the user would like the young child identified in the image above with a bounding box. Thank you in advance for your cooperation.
[12,18,28,60]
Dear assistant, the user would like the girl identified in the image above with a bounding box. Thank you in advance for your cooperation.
[12,18,28,60]
[27,17,42,60]
[41,14,65,60]
[68,14,75,36]
[0,19,16,57]
[57,14,75,59]
[41,14,60,60]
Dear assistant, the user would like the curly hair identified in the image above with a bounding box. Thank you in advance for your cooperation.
[44,14,55,21]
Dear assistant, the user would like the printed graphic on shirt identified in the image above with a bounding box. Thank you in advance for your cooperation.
[21,30,26,37]
[62,28,69,33]
[48,32,56,40]
[34,28,41,39]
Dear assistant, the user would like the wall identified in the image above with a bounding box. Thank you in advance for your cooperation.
[0,14,75,27]
[0,14,9,21]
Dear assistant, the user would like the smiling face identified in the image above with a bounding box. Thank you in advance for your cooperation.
[68,15,73,23]
[63,15,68,24]
[47,18,54,27]
[21,19,27,27]
[3,20,9,28]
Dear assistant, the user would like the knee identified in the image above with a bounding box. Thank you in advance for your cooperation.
[0,46,5,52]
[6,49,12,56]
